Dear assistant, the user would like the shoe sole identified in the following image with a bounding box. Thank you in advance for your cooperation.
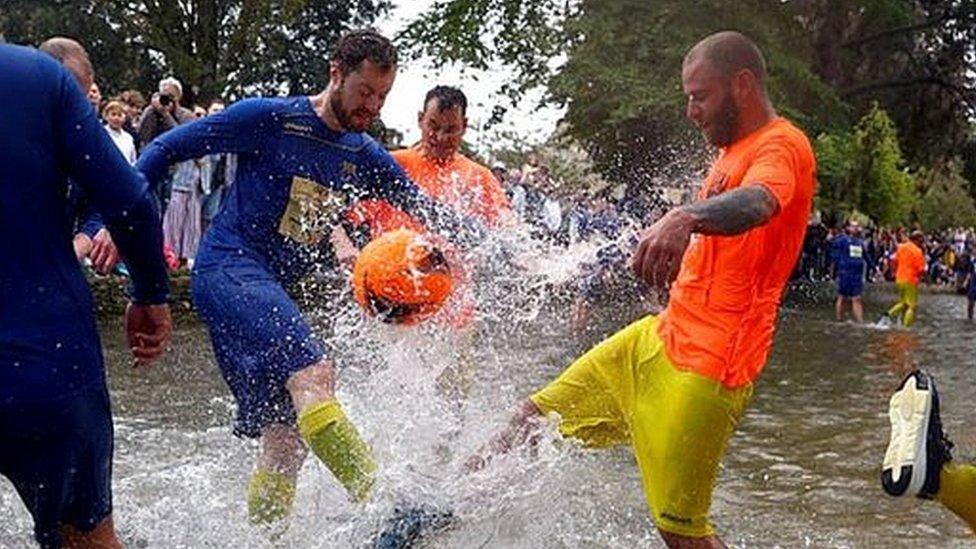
[881,371,932,497]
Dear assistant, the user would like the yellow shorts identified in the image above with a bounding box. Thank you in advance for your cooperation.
[530,315,752,537]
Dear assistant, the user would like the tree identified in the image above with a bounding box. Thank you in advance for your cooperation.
[851,104,917,226]
[402,0,848,183]
[916,161,976,231]
[0,0,390,102]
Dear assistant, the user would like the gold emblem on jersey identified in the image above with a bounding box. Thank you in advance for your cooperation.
[278,176,346,246]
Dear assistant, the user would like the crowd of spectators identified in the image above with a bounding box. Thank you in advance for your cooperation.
[80,75,236,272]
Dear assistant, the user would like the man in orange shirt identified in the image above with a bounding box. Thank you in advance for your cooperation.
[345,85,510,238]
[464,31,815,547]
[884,231,927,327]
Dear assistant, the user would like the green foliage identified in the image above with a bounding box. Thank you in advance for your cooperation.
[851,104,917,226]
[813,130,857,216]
[916,162,976,231]
[0,0,389,102]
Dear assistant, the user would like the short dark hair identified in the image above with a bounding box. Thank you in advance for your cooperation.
[331,28,397,74]
[423,85,467,116]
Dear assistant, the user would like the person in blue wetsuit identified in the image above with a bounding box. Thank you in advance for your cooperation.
[0,43,172,548]
[831,220,867,322]
[137,29,479,525]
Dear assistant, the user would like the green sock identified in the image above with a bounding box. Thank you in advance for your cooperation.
[297,399,376,502]
[247,469,296,524]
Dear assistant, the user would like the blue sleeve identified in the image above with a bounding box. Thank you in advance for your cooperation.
[137,98,274,192]
[77,200,105,239]
[362,143,485,244]
[54,60,168,304]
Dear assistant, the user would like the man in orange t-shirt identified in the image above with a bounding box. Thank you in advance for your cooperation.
[465,32,814,547]
[345,85,510,239]
[885,231,927,327]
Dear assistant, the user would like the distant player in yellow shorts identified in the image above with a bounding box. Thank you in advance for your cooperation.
[884,231,927,327]
[465,31,815,548]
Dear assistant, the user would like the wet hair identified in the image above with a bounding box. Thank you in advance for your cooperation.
[685,30,768,83]
[423,85,467,116]
[330,28,398,74]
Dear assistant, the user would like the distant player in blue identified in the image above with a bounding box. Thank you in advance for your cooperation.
[137,29,477,525]
[831,220,867,322]
[0,42,172,548]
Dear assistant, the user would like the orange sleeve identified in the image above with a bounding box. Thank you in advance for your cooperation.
[741,134,803,210]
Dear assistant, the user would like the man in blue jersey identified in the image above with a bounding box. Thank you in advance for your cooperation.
[0,44,172,548]
[137,29,478,524]
[831,220,867,322]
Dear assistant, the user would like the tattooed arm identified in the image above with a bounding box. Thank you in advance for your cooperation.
[631,185,779,287]
[683,185,779,235]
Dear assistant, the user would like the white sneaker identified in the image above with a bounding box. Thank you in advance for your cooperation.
[881,370,953,499]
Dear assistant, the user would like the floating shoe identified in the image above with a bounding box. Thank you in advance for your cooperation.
[372,504,455,549]
[881,370,953,499]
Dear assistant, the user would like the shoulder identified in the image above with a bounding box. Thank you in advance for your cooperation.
[757,118,815,162]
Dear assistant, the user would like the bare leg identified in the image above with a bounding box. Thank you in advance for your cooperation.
[659,530,727,549]
[259,424,308,477]
[286,359,337,413]
[835,296,844,321]
[62,515,122,549]
[464,399,545,472]
[851,296,864,323]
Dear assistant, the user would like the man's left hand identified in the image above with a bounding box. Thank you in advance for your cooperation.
[631,208,696,288]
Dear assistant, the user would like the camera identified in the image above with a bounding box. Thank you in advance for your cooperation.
[159,93,173,107]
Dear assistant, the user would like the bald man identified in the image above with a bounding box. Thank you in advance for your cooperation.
[466,31,815,547]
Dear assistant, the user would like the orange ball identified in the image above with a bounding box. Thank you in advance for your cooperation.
[352,229,454,325]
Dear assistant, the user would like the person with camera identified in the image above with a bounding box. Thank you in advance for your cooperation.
[138,77,195,215]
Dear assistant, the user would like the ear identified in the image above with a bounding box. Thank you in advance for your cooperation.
[460,116,469,135]
[328,62,343,87]
[417,110,424,126]
[732,69,754,103]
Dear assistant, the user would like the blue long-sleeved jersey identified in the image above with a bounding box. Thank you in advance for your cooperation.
[0,45,169,404]
[137,97,475,286]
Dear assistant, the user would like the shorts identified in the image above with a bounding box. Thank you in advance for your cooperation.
[0,382,113,548]
[837,273,864,298]
[192,259,326,438]
[531,316,752,537]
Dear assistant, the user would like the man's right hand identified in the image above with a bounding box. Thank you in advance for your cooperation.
[72,233,93,262]
[124,303,172,369]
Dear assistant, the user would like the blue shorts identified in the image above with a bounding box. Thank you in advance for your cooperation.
[837,274,864,298]
[192,259,326,438]
[0,382,113,548]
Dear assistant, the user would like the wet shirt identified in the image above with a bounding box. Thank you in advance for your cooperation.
[0,45,168,403]
[138,97,472,286]
[894,241,926,285]
[832,234,866,277]
[346,146,510,238]
[658,117,816,389]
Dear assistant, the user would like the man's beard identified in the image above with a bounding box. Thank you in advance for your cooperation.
[330,83,373,133]
[708,91,740,147]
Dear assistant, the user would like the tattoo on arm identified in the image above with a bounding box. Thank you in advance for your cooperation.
[683,185,780,236]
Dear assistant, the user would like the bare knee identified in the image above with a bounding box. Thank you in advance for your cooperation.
[658,530,726,549]
[260,424,308,476]
[62,515,121,549]
[286,359,337,413]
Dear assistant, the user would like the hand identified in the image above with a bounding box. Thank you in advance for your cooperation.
[329,225,359,272]
[631,208,696,288]
[124,303,172,369]
[72,233,93,262]
[90,229,119,274]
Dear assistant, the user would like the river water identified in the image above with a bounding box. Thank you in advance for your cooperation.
[2,265,975,548]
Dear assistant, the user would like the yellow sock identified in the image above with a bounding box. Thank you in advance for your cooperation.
[247,469,296,525]
[938,464,976,534]
[297,399,376,502]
